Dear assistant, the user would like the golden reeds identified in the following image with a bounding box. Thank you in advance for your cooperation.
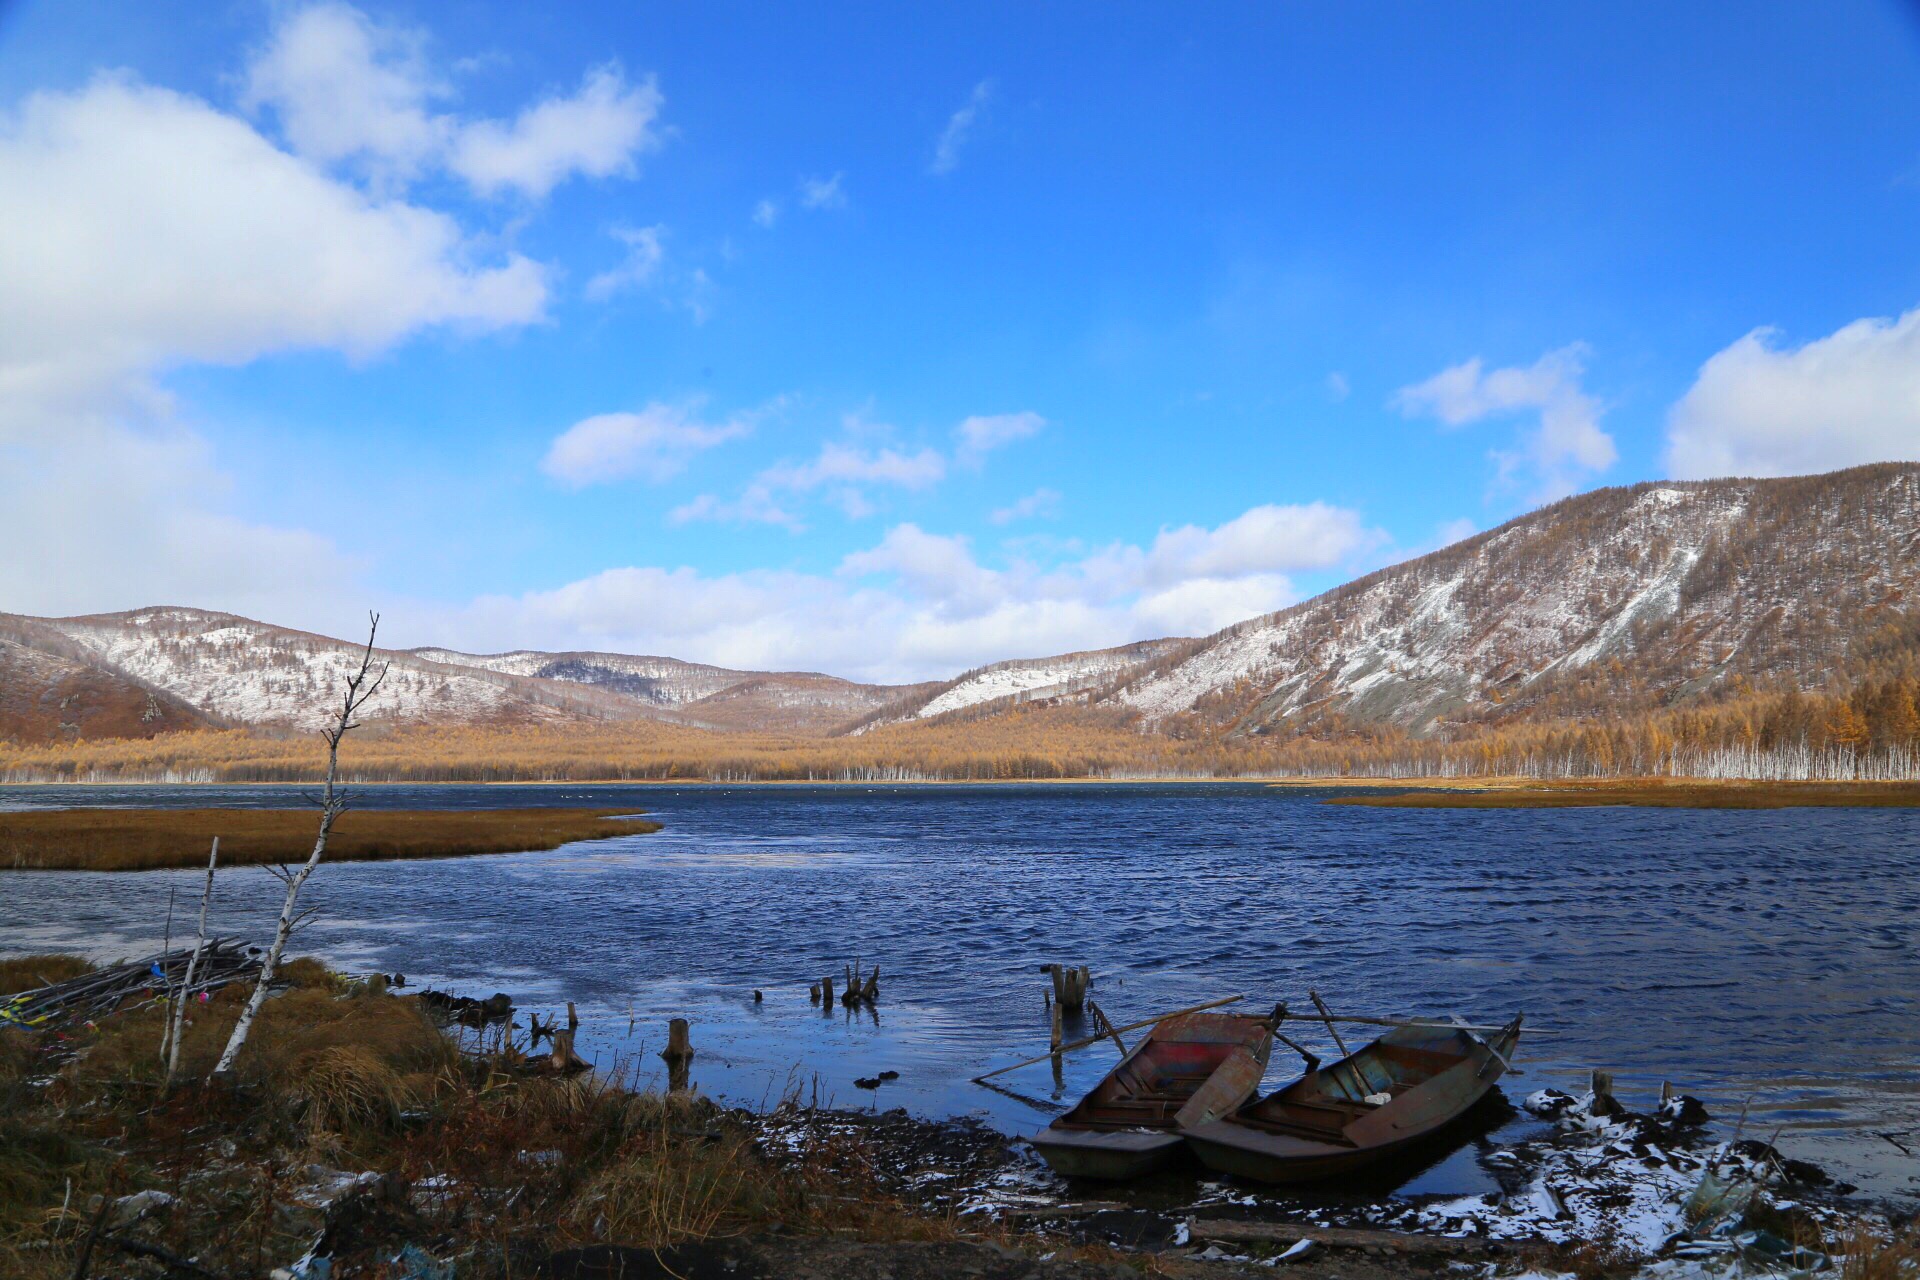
[0,807,659,871]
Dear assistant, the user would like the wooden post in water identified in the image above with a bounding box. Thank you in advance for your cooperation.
[1048,964,1091,1013]
[662,1017,694,1092]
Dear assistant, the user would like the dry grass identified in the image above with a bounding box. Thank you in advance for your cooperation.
[0,954,93,993]
[1838,1224,1920,1280]
[1324,779,1920,808]
[0,970,1059,1278]
[0,806,660,871]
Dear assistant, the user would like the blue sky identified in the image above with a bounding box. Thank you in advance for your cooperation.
[4,2,1919,680]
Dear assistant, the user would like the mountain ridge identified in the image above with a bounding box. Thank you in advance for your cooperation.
[3,464,1916,750]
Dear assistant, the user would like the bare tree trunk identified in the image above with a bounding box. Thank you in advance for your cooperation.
[164,837,219,1090]
[211,616,386,1083]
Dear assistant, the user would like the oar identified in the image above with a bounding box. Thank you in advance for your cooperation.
[1313,1013,1559,1035]
[970,994,1247,1083]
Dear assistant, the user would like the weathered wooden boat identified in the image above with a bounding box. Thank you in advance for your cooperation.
[1183,1014,1523,1184]
[1029,1011,1275,1180]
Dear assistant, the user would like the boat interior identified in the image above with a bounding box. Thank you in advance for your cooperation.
[1230,1026,1480,1147]
[1056,1014,1269,1132]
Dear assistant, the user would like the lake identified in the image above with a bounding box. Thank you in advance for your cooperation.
[4,782,1916,1204]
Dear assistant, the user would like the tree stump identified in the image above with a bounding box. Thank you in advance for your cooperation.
[549,1001,589,1074]
[661,1017,694,1092]
[1589,1068,1625,1118]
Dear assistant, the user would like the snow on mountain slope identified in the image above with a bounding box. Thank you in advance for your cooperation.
[1109,465,1920,734]
[411,648,744,707]
[0,613,211,742]
[27,609,632,732]
[850,639,1187,732]
[414,647,921,734]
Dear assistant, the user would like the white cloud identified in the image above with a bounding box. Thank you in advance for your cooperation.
[1141,503,1375,582]
[930,80,991,176]
[954,410,1045,464]
[990,487,1062,524]
[1666,307,1920,478]
[668,489,801,530]
[241,2,447,186]
[752,198,779,228]
[584,223,666,301]
[840,525,1001,611]
[452,499,1378,681]
[542,401,753,486]
[449,64,663,200]
[0,74,546,411]
[764,441,947,491]
[1132,574,1296,637]
[799,172,846,211]
[1326,371,1350,401]
[1395,344,1616,499]
[675,434,951,529]
[0,417,358,626]
[0,69,556,624]
[245,5,664,202]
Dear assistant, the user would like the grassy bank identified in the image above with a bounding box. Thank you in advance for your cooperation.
[1315,778,1920,808]
[0,955,950,1279]
[0,807,660,871]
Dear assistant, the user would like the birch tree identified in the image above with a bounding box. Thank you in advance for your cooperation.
[163,836,218,1090]
[211,614,387,1082]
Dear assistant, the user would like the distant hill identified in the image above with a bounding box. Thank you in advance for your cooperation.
[412,646,931,735]
[4,465,1916,763]
[0,607,930,742]
[1095,463,1920,739]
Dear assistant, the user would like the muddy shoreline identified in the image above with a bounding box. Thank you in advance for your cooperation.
[735,1086,1903,1274]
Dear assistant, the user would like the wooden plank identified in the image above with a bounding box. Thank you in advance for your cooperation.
[1190,1220,1496,1255]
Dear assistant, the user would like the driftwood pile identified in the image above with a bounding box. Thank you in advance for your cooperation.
[1,941,261,1030]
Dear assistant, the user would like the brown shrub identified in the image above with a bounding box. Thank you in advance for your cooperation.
[276,956,342,992]
[60,978,453,1141]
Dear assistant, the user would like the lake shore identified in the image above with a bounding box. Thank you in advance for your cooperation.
[4,952,1908,1280]
[0,806,659,871]
[1294,777,1920,808]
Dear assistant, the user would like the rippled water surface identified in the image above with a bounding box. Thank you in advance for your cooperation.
[5,783,1917,1201]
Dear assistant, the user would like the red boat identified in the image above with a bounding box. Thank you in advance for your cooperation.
[1029,1011,1275,1180]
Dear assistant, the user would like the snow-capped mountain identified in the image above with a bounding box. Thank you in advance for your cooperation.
[6,465,1915,747]
[1103,464,1920,735]
[414,647,927,734]
[8,608,647,734]
[0,609,925,739]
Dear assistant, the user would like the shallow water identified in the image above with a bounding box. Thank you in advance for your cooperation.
[4,782,1916,1203]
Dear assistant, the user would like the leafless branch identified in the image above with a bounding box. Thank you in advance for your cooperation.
[211,613,384,1081]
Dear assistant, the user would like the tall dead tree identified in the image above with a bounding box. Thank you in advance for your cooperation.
[163,836,219,1090]
[211,614,387,1082]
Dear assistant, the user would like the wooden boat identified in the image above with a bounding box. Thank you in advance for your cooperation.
[1183,1014,1523,1184]
[1029,1011,1275,1180]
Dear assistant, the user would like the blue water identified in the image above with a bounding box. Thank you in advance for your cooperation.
[4,782,1916,1201]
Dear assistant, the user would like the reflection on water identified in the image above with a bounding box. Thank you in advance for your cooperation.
[4,781,1917,1202]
